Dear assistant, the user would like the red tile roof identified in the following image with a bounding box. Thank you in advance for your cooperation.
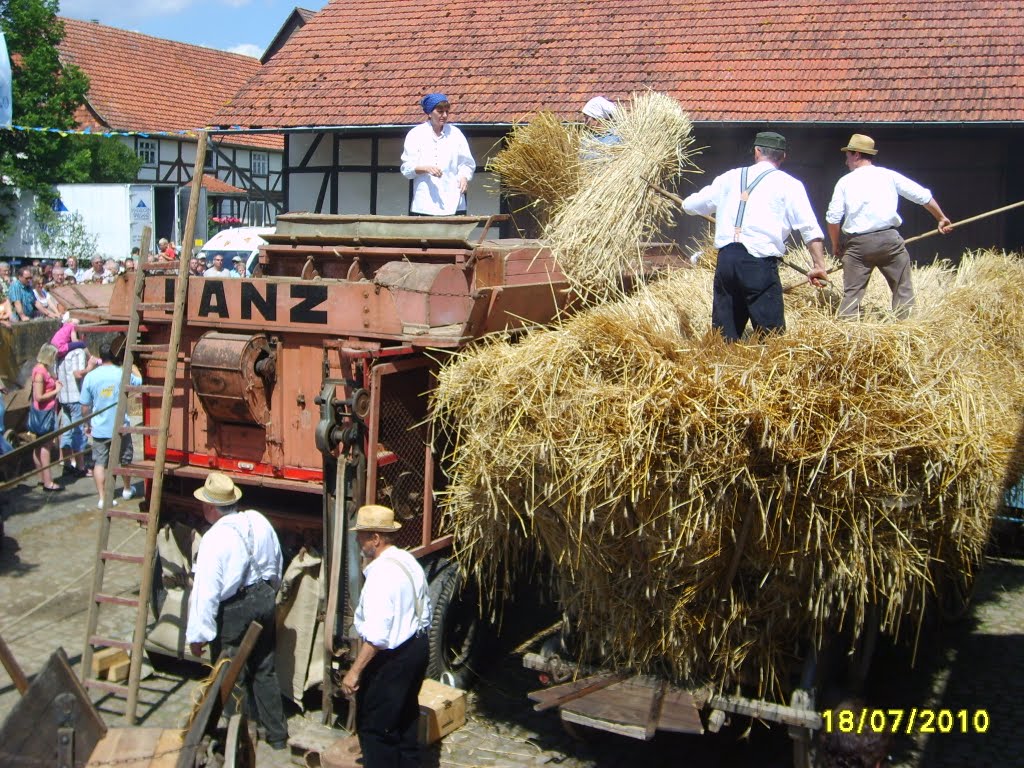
[202,174,246,195]
[215,0,1024,128]
[58,17,281,149]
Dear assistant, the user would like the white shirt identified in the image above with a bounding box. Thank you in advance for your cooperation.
[400,122,476,215]
[203,266,232,277]
[186,509,283,644]
[825,164,932,235]
[682,161,824,258]
[354,546,431,649]
[79,268,115,284]
[56,348,88,404]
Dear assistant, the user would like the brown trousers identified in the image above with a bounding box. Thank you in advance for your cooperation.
[839,228,914,317]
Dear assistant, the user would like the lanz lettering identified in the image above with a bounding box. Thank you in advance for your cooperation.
[195,281,329,325]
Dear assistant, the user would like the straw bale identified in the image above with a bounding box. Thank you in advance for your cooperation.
[433,250,1024,699]
[541,92,700,304]
[486,111,583,222]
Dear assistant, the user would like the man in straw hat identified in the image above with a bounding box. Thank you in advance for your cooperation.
[680,131,828,341]
[826,133,953,318]
[340,504,431,767]
[186,471,288,749]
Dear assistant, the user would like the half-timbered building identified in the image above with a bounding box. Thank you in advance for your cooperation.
[214,0,1024,261]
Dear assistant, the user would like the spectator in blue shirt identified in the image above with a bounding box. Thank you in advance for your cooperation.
[8,267,36,321]
[81,342,142,509]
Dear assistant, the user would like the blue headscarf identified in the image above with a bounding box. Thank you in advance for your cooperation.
[421,93,449,114]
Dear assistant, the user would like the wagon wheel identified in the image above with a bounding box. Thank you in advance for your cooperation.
[935,567,976,623]
[426,560,485,689]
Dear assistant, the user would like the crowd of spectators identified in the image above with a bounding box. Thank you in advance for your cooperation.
[0,252,140,326]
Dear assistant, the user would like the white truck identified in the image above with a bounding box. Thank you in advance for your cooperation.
[0,183,163,262]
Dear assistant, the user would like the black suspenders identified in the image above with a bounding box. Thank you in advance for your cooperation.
[733,167,776,242]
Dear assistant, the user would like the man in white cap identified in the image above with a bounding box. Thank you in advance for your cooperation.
[186,471,288,749]
[230,255,245,277]
[581,95,616,122]
[341,504,430,767]
[580,96,620,154]
[681,131,828,341]
[826,133,953,318]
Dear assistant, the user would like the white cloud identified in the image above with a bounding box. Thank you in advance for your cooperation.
[221,0,252,7]
[60,0,195,21]
[226,43,261,58]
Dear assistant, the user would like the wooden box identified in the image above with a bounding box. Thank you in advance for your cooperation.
[417,678,466,744]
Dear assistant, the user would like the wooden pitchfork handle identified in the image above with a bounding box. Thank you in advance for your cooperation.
[903,199,1024,245]
[646,179,835,281]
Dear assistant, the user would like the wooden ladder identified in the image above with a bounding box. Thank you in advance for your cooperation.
[81,132,209,723]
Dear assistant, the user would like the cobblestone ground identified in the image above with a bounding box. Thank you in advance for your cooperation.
[1,473,1022,767]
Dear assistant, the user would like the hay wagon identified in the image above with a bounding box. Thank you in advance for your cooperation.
[95,214,683,723]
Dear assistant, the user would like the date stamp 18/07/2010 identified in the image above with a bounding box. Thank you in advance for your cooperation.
[821,708,990,735]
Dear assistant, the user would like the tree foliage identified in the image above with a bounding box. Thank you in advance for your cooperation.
[37,209,98,261]
[0,0,141,236]
[0,0,88,197]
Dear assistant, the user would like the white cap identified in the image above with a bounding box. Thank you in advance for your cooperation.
[582,96,617,120]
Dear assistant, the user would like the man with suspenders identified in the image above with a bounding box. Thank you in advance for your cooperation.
[342,504,432,767]
[186,472,289,749]
[681,131,829,341]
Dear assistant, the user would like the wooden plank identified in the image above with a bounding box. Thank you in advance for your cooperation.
[527,672,628,712]
[0,648,106,767]
[107,656,131,683]
[560,678,657,740]
[644,680,668,740]
[150,729,186,768]
[86,728,165,767]
[656,688,705,735]
[91,647,129,677]
[0,632,29,694]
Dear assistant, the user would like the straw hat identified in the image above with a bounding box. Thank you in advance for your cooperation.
[841,133,878,155]
[193,472,243,506]
[352,504,402,532]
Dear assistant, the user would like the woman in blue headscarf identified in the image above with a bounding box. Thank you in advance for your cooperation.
[400,93,476,215]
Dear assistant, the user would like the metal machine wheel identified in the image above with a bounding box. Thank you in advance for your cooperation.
[426,560,484,689]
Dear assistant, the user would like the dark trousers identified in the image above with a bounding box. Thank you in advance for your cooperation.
[712,242,785,342]
[212,580,288,745]
[839,228,914,317]
[356,632,429,768]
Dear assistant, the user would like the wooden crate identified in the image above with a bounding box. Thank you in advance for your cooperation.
[417,678,466,744]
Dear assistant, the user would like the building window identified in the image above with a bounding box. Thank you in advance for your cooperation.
[251,152,268,177]
[137,139,157,166]
[204,150,215,171]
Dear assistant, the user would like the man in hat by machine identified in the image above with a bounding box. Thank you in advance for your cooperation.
[680,131,829,341]
[825,133,953,318]
[186,472,289,750]
[340,504,431,767]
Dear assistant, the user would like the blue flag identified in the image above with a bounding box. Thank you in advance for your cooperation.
[0,31,10,128]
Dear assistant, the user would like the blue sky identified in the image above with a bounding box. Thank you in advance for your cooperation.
[59,0,328,58]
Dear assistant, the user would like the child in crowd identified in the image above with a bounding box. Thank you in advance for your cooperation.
[51,315,89,359]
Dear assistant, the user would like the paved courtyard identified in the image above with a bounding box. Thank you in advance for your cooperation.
[1,469,1022,766]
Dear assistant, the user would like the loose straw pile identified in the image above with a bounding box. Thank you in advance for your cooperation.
[433,250,1024,699]
[544,92,699,304]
